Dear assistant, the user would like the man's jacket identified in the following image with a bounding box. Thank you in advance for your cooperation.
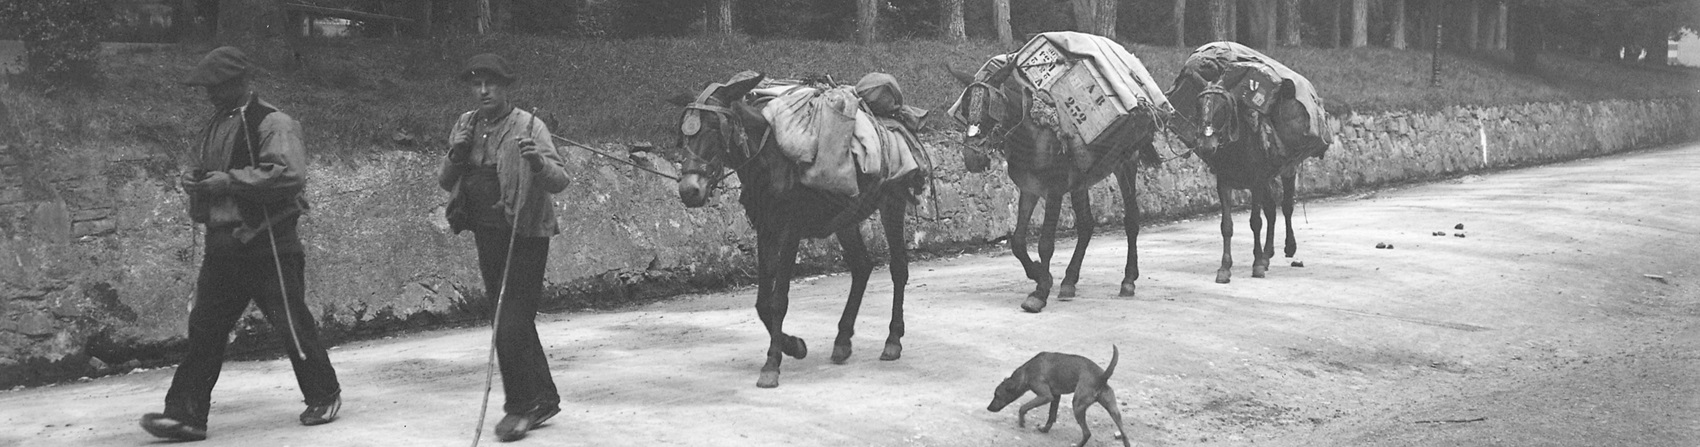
[438,107,572,237]
[189,93,308,255]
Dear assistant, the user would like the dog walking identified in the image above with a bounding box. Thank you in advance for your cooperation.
[139,46,343,441]
[438,53,574,443]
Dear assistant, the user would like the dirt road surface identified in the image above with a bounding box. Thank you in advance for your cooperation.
[3,143,1697,447]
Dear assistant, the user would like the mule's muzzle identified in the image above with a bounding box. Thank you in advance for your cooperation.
[677,173,709,208]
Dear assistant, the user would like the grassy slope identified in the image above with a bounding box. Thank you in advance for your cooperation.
[6,35,1698,162]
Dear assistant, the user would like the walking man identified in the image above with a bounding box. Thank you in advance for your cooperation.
[440,53,572,442]
[140,46,342,441]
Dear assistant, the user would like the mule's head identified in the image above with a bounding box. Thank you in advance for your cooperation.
[671,71,767,208]
[1195,79,1241,158]
[947,65,1012,173]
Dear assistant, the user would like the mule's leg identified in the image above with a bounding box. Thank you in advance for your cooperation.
[1012,191,1048,312]
[1281,171,1298,258]
[1034,192,1064,297]
[1058,189,1094,300]
[1215,182,1235,284]
[1249,185,1273,278]
[1259,182,1279,273]
[879,199,908,361]
[831,227,874,364]
[755,229,808,388]
[1114,163,1141,296]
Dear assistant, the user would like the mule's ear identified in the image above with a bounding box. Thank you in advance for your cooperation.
[945,64,977,86]
[732,99,768,128]
[665,93,695,107]
[719,70,765,100]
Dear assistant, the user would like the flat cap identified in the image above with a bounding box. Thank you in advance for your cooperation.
[458,53,515,85]
[182,46,250,86]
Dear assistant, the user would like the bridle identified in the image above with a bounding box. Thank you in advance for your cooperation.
[1198,81,1242,145]
[678,89,768,194]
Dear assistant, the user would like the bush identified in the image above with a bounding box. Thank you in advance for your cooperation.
[0,0,112,91]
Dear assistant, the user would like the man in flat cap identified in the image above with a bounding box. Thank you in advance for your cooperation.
[440,53,571,442]
[139,46,343,441]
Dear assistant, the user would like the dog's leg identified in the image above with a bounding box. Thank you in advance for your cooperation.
[1071,393,1094,447]
[1015,384,1053,429]
[1042,394,1062,433]
[1098,388,1133,447]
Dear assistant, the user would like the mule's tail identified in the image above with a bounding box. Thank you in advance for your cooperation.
[1098,345,1119,388]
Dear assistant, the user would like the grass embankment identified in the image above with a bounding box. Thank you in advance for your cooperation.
[4,34,1697,162]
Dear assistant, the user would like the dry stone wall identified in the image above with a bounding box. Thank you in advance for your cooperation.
[2,97,1696,387]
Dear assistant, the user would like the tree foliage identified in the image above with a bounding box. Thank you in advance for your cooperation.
[0,0,112,90]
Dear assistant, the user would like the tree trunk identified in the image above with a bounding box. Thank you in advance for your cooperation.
[1391,0,1407,49]
[1643,37,1669,65]
[1350,0,1367,47]
[941,0,965,41]
[1096,0,1117,39]
[1210,0,1231,41]
[1279,0,1301,46]
[218,0,290,67]
[1227,0,1237,40]
[1466,0,1480,49]
[1175,0,1188,46]
[708,0,734,35]
[994,0,1013,44]
[1247,0,1274,47]
[1508,0,1540,70]
[1494,1,1507,49]
[856,0,877,44]
[1328,0,1341,47]
[1070,0,1094,33]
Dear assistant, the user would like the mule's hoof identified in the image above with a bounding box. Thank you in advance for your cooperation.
[1021,296,1047,313]
[756,370,780,388]
[1057,284,1077,300]
[1118,282,1137,297]
[1252,265,1267,278]
[831,342,852,364]
[1215,271,1232,284]
[1285,247,1297,257]
[880,340,902,361]
[784,336,808,359]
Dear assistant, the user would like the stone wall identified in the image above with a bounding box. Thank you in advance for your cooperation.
[2,97,1696,387]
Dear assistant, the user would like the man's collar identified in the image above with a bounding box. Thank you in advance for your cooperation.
[478,104,515,124]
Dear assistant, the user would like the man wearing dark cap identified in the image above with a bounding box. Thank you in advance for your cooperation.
[139,46,343,441]
[440,53,572,442]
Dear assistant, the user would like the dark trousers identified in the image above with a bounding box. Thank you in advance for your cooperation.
[164,252,340,426]
[474,229,560,415]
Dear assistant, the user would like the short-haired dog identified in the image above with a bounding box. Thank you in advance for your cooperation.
[987,346,1131,447]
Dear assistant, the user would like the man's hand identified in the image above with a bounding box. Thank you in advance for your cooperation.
[448,115,475,163]
[190,171,233,194]
[517,137,545,169]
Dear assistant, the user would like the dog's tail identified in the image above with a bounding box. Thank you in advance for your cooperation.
[1098,345,1119,388]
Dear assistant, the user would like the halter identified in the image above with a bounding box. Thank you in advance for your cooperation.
[961,80,1027,155]
[679,92,768,194]
[1197,82,1241,144]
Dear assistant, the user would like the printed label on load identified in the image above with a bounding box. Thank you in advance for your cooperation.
[1051,61,1124,144]
[1016,39,1068,89]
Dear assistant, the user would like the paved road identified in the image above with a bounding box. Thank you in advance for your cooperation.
[2,142,1696,447]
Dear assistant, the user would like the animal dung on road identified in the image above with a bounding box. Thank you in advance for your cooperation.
[1432,231,1446,236]
[1454,233,1466,238]
[1375,242,1393,249]
[1290,261,1305,267]
[1454,223,1465,230]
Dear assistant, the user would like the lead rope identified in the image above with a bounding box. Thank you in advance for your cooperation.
[470,112,538,447]
[236,97,309,361]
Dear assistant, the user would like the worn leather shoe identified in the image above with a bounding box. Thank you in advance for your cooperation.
[140,413,207,441]
[494,405,560,442]
[299,395,341,426]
